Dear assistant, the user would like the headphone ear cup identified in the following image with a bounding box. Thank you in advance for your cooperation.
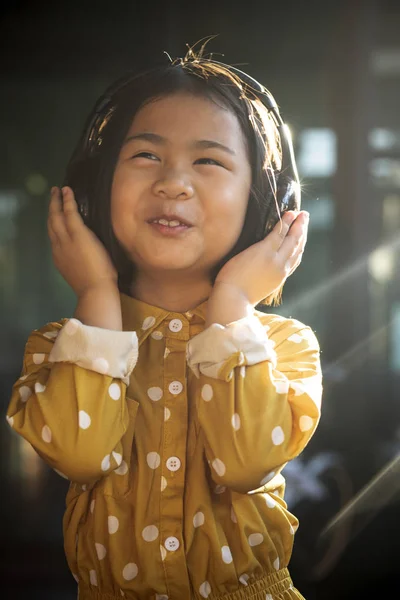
[63,156,98,226]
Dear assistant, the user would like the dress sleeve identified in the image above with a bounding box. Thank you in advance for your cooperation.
[186,313,322,494]
[5,318,139,485]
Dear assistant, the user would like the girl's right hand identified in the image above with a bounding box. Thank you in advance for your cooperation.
[47,186,118,297]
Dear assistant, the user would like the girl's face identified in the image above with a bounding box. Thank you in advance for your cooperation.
[111,92,252,279]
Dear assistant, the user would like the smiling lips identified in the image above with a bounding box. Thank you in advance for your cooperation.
[147,213,193,227]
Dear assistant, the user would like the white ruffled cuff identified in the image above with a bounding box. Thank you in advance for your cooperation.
[186,314,277,379]
[49,318,138,384]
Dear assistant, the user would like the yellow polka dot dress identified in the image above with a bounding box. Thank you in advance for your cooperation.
[6,293,323,599]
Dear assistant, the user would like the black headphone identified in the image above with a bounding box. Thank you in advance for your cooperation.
[65,58,301,236]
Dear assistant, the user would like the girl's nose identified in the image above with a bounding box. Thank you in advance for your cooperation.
[153,169,194,200]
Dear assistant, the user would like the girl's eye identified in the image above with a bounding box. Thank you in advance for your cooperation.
[196,158,223,166]
[132,152,159,160]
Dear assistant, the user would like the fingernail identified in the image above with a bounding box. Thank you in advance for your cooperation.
[50,186,57,194]
[284,211,296,224]
[61,186,68,195]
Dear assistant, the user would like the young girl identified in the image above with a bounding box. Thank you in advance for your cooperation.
[6,49,322,600]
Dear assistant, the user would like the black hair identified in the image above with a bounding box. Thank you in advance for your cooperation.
[65,55,284,305]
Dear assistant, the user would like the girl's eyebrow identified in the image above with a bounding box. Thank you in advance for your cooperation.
[123,132,236,156]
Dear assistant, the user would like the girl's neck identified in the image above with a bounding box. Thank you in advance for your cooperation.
[130,272,213,313]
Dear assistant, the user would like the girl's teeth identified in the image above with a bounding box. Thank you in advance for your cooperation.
[157,219,182,227]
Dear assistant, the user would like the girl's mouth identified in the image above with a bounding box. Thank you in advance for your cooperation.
[148,219,192,236]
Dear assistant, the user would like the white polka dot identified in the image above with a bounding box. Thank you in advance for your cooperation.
[19,374,28,380]
[151,330,163,340]
[199,581,211,598]
[42,425,52,443]
[33,353,45,365]
[142,316,156,330]
[147,452,161,469]
[108,516,119,534]
[299,415,314,432]
[266,595,273,600]
[290,376,322,406]
[155,595,168,600]
[248,533,263,547]
[72,573,79,583]
[92,357,110,374]
[231,413,241,431]
[122,563,138,581]
[109,383,121,400]
[214,485,226,494]
[288,333,303,343]
[260,471,275,485]
[265,494,276,508]
[114,460,128,475]
[35,382,46,394]
[272,379,289,394]
[147,387,163,401]
[81,484,87,491]
[272,426,285,445]
[95,543,107,560]
[239,574,249,586]
[6,415,14,427]
[240,365,246,378]
[273,557,280,570]
[164,407,171,421]
[221,545,233,564]
[212,458,226,477]
[101,454,110,471]
[160,476,167,491]
[89,570,98,586]
[164,348,170,359]
[79,410,91,429]
[160,544,167,561]
[193,512,205,527]
[120,591,125,597]
[90,499,95,514]
[44,330,58,339]
[142,525,159,542]
[231,506,237,523]
[19,386,32,403]
[65,319,80,335]
[201,384,213,401]
[112,451,122,466]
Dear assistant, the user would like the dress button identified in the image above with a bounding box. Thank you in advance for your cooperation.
[164,536,180,552]
[166,457,181,472]
[168,381,183,395]
[169,319,183,332]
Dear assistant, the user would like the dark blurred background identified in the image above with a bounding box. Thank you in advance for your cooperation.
[1,0,399,598]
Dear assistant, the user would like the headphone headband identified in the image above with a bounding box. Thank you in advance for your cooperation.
[68,57,300,236]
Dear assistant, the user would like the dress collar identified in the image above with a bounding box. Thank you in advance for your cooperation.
[120,292,208,345]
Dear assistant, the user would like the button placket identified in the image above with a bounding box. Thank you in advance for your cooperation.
[159,323,189,592]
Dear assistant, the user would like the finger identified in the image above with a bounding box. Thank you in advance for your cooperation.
[270,211,298,251]
[47,217,60,247]
[48,187,69,243]
[279,212,309,259]
[48,186,63,217]
[61,187,85,235]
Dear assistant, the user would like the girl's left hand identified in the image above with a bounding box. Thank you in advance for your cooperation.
[213,210,309,306]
